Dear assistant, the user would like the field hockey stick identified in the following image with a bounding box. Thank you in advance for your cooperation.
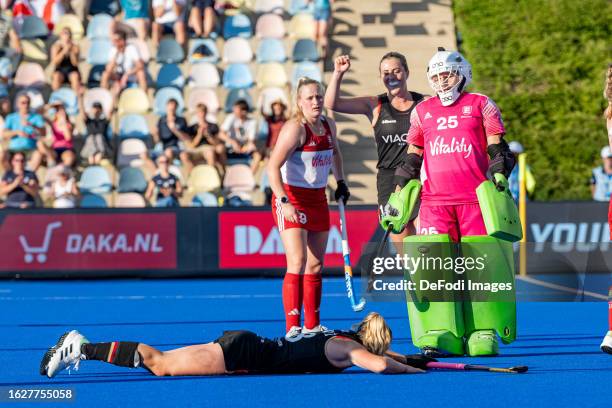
[426,362,528,374]
[337,200,366,312]
[366,224,393,292]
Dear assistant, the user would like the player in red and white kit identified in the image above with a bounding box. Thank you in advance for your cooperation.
[602,64,612,355]
[382,48,517,356]
[267,77,349,338]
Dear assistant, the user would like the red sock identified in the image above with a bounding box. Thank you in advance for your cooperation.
[303,274,322,329]
[608,286,612,331]
[283,273,303,332]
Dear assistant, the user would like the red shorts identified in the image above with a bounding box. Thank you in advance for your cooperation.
[417,203,487,242]
[272,184,329,232]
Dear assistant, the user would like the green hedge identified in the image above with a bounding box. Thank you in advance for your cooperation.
[453,0,612,200]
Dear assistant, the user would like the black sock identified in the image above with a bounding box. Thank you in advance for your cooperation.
[81,342,141,368]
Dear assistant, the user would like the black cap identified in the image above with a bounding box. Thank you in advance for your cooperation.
[92,102,103,109]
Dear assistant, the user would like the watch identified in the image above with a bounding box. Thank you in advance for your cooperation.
[280,196,289,204]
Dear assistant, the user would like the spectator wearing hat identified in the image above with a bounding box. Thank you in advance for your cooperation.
[145,155,183,207]
[101,30,148,97]
[0,151,39,208]
[152,0,187,46]
[50,166,79,208]
[508,141,535,202]
[180,103,224,176]
[261,99,288,161]
[79,99,111,165]
[591,146,612,201]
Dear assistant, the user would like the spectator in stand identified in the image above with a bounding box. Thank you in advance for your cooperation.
[145,155,182,207]
[591,145,612,202]
[0,8,21,54]
[50,166,79,208]
[119,0,150,41]
[50,27,81,93]
[180,103,224,175]
[219,99,259,172]
[79,99,111,165]
[309,0,333,58]
[44,101,74,162]
[43,149,78,200]
[0,89,10,164]
[152,0,187,46]
[507,141,535,202]
[188,0,216,38]
[154,98,190,162]
[261,99,288,162]
[2,94,48,171]
[0,151,39,208]
[101,30,148,97]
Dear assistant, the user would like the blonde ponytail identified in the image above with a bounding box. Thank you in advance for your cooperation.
[293,77,324,123]
[356,312,392,356]
[604,64,612,120]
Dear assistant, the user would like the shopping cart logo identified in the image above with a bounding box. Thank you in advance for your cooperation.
[18,222,62,264]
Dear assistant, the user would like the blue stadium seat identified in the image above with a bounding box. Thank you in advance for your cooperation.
[223,14,252,39]
[17,16,49,39]
[224,88,254,113]
[79,193,108,208]
[188,39,219,63]
[156,39,185,64]
[89,0,120,16]
[289,0,314,15]
[87,65,106,88]
[156,63,185,89]
[256,38,286,63]
[48,88,79,116]
[192,192,219,207]
[87,38,112,65]
[119,114,150,141]
[79,166,112,194]
[154,87,185,115]
[292,61,322,87]
[222,64,254,89]
[118,167,148,194]
[86,13,113,39]
[292,38,319,62]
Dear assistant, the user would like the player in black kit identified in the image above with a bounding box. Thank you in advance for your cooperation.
[324,53,426,244]
[40,313,430,377]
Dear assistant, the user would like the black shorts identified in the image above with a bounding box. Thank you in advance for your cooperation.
[376,167,420,221]
[194,0,215,9]
[214,330,264,372]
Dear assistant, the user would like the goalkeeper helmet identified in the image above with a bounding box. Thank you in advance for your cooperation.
[427,47,472,106]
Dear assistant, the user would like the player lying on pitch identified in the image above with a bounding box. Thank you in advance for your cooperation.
[40,312,434,378]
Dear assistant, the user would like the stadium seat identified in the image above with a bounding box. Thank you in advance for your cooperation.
[225,191,253,207]
[192,192,219,207]
[116,192,147,208]
[53,14,84,40]
[49,88,79,116]
[87,64,106,88]
[224,88,253,113]
[14,88,45,111]
[117,139,148,168]
[289,13,315,39]
[118,88,150,115]
[223,13,252,39]
[118,167,148,193]
[255,13,285,39]
[79,193,108,208]
[223,64,254,89]
[254,0,285,15]
[256,38,286,63]
[89,0,120,16]
[14,62,46,88]
[258,87,289,116]
[87,13,113,39]
[79,166,113,194]
[222,37,253,64]
[188,164,221,193]
[21,39,49,64]
[186,87,220,116]
[188,39,219,63]
[83,87,113,118]
[224,164,256,194]
[289,0,314,15]
[156,63,185,89]
[128,38,151,64]
[119,114,150,140]
[292,61,321,87]
[292,39,319,62]
[156,39,185,64]
[17,16,49,39]
[87,38,113,65]
[187,63,220,88]
[154,87,185,115]
[255,63,288,88]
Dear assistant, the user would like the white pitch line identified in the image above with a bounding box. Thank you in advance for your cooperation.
[0,293,349,301]
[516,275,607,300]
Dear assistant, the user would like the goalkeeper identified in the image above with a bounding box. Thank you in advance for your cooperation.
[381,48,517,357]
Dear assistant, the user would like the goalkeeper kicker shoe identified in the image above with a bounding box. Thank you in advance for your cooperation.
[466,330,499,356]
[40,330,89,378]
[418,330,465,357]
[601,331,612,354]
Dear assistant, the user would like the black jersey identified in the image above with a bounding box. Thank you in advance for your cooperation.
[215,329,361,374]
[373,92,424,169]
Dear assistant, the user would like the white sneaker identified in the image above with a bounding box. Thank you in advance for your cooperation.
[285,326,302,339]
[302,325,328,334]
[601,331,612,354]
[40,330,89,378]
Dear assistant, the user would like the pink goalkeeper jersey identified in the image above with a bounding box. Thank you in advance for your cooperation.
[407,92,506,205]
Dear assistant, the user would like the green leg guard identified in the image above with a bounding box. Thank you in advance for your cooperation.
[404,234,465,356]
[460,235,517,357]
